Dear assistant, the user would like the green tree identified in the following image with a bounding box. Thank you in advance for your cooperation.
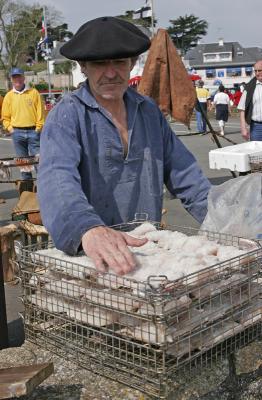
[53,60,75,75]
[167,14,208,55]
[0,0,63,83]
[48,23,73,43]
[116,10,156,29]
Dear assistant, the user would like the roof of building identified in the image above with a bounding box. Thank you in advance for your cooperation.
[50,42,67,63]
[184,41,262,68]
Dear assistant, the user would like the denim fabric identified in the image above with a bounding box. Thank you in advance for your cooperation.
[38,82,211,255]
[195,102,207,133]
[12,129,40,179]
[250,122,262,141]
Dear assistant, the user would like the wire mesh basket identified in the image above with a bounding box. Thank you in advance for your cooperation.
[0,155,38,183]
[18,221,262,399]
[249,155,262,173]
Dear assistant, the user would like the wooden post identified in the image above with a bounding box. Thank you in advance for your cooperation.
[0,254,8,349]
[0,225,18,282]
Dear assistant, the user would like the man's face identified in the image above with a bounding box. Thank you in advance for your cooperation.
[11,74,25,91]
[254,61,262,83]
[81,58,134,101]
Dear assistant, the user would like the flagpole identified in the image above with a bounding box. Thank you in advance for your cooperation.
[150,0,154,37]
[43,6,52,99]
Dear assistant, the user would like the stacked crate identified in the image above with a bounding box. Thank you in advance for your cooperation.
[19,222,262,399]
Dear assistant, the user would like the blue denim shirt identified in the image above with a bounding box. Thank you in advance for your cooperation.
[38,82,211,255]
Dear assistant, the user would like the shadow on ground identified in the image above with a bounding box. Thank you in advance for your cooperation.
[12,384,83,400]
[8,317,25,347]
[194,365,262,400]
[1,188,19,200]
[209,176,234,185]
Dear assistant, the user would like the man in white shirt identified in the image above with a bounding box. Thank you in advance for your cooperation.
[238,60,262,141]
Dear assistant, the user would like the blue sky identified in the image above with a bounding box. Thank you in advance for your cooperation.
[26,0,261,48]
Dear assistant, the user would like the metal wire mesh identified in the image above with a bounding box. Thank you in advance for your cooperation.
[249,155,262,173]
[19,222,262,399]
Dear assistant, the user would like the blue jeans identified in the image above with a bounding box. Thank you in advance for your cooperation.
[250,122,262,141]
[195,103,207,133]
[12,129,40,180]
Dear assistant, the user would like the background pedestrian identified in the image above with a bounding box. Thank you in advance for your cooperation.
[212,84,231,136]
[238,60,262,141]
[195,80,211,134]
[1,68,45,179]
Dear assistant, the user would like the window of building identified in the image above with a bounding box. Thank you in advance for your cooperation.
[203,53,217,62]
[245,66,253,76]
[219,52,231,60]
[217,70,225,77]
[226,67,242,77]
[206,69,216,78]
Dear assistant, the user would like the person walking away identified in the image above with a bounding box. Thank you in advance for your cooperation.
[212,84,231,136]
[2,68,45,179]
[195,80,211,134]
[37,16,211,275]
[237,60,262,141]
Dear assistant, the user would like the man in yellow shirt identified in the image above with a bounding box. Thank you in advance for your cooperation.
[2,68,45,179]
[195,80,211,134]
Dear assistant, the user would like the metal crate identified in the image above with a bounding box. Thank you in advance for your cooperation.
[18,222,262,399]
[249,155,262,173]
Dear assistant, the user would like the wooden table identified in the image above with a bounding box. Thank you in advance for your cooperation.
[0,363,54,399]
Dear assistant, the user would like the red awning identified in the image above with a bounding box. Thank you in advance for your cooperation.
[129,76,141,86]
[189,74,202,81]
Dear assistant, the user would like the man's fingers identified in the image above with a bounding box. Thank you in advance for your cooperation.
[98,248,130,275]
[92,255,108,274]
[124,233,148,247]
[82,227,145,275]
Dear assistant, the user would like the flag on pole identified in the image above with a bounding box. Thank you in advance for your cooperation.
[41,15,45,34]
[133,0,152,19]
[38,9,49,53]
[37,36,48,51]
[41,14,46,37]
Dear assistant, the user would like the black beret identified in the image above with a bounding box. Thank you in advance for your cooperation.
[60,16,151,61]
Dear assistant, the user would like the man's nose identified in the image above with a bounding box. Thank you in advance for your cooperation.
[104,62,117,78]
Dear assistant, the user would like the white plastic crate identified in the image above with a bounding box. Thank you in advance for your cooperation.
[209,141,262,172]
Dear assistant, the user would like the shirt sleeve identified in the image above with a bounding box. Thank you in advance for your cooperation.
[237,90,247,111]
[38,98,105,255]
[1,94,13,132]
[160,112,211,223]
[35,90,45,131]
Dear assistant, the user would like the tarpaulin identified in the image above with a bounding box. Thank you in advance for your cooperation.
[138,29,196,127]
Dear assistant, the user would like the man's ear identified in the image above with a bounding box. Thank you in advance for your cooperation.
[78,61,87,76]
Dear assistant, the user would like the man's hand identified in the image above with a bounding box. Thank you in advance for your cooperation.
[241,127,250,141]
[82,226,147,275]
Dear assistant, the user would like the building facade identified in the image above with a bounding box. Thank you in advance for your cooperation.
[184,39,262,89]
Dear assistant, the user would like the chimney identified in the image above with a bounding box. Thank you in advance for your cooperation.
[218,38,224,46]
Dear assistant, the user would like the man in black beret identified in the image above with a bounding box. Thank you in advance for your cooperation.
[38,17,211,275]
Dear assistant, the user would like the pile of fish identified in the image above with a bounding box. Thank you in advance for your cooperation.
[24,222,262,356]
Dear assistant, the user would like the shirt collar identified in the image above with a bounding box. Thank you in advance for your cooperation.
[256,79,262,85]
[73,80,145,109]
[12,85,30,94]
